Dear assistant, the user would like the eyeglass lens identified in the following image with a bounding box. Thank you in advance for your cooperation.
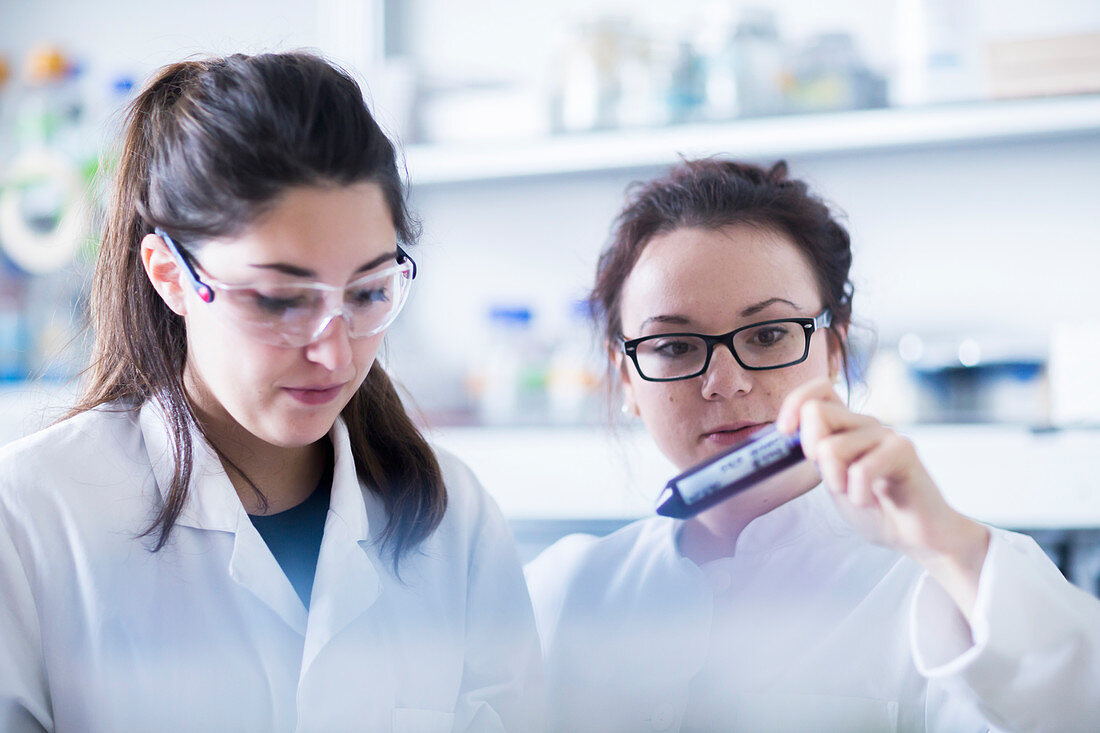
[217,266,413,347]
[634,321,809,380]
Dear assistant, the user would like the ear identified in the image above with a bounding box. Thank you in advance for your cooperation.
[609,346,640,417]
[141,232,189,316]
[827,323,849,383]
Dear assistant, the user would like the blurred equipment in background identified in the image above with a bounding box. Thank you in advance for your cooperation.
[0,147,87,274]
[985,31,1100,99]
[468,304,547,425]
[0,44,132,381]
[417,5,892,144]
[784,32,888,113]
[545,299,603,425]
[864,333,1050,425]
[895,0,983,106]
[464,301,604,427]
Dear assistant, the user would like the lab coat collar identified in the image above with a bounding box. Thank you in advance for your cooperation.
[138,400,382,643]
[138,400,374,542]
[301,418,382,670]
[139,399,240,533]
[732,483,834,555]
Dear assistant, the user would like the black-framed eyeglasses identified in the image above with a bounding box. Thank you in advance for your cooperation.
[619,309,832,382]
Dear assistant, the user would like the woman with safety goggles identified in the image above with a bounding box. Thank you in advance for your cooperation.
[0,52,543,732]
[526,158,1100,732]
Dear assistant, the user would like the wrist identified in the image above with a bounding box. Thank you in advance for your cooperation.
[913,514,991,620]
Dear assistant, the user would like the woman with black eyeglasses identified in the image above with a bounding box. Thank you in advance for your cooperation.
[526,159,1100,732]
[0,52,544,732]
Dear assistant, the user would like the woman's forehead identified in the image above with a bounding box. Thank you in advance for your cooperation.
[192,183,396,276]
[621,225,820,327]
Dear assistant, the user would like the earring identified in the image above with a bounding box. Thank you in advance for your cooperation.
[621,402,637,417]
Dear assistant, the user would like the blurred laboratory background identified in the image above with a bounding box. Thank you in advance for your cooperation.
[1,0,1100,590]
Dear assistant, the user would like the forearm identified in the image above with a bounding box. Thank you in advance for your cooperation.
[910,513,991,623]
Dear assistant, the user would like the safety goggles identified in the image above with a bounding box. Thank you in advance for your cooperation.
[155,228,417,348]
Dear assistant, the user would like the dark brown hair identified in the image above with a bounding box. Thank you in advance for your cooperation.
[71,52,445,566]
[591,158,854,394]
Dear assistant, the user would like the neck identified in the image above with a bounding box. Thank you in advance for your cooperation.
[678,460,821,565]
[218,430,328,516]
[184,379,329,515]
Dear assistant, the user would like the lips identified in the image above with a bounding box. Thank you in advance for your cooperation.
[701,422,769,447]
[282,383,346,405]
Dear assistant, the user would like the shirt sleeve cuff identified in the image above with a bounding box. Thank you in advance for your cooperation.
[909,528,997,676]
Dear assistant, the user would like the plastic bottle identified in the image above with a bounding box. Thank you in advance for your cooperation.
[895,0,983,106]
[474,305,547,425]
[546,300,602,424]
[730,7,785,117]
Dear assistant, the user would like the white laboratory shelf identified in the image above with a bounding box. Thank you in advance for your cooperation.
[403,94,1100,185]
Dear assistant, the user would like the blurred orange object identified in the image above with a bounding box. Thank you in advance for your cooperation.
[26,45,70,83]
[0,55,11,88]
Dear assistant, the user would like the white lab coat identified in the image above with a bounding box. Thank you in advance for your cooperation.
[526,484,1100,732]
[0,402,545,733]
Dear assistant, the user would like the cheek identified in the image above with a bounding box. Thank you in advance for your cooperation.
[354,334,385,369]
[633,381,696,427]
[186,318,280,390]
[758,347,834,402]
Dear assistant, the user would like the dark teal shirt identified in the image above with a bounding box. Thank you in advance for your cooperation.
[248,446,333,609]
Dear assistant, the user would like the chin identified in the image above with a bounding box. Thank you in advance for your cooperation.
[261,416,336,448]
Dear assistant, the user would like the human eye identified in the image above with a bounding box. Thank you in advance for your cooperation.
[744,324,791,347]
[247,288,317,315]
[347,284,390,306]
[648,336,701,360]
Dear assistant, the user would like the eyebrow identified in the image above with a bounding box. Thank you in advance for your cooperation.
[248,250,398,278]
[638,297,802,331]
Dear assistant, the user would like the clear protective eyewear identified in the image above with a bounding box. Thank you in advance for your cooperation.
[155,228,417,348]
[620,309,832,382]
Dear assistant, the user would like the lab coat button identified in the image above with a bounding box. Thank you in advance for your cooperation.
[650,702,675,730]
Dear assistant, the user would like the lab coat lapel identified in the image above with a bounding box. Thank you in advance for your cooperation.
[140,401,238,533]
[301,419,382,673]
[139,400,309,635]
[228,515,310,635]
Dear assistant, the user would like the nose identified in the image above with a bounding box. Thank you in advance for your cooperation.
[303,312,354,372]
[700,343,752,399]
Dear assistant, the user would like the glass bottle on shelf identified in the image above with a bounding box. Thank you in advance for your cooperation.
[546,299,603,425]
[471,305,547,426]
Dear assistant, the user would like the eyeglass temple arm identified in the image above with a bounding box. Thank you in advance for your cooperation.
[154,228,214,303]
[396,245,417,279]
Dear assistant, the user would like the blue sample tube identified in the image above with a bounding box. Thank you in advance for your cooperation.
[655,424,805,519]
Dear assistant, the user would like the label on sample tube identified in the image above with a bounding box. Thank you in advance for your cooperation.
[656,425,805,518]
[676,426,800,504]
